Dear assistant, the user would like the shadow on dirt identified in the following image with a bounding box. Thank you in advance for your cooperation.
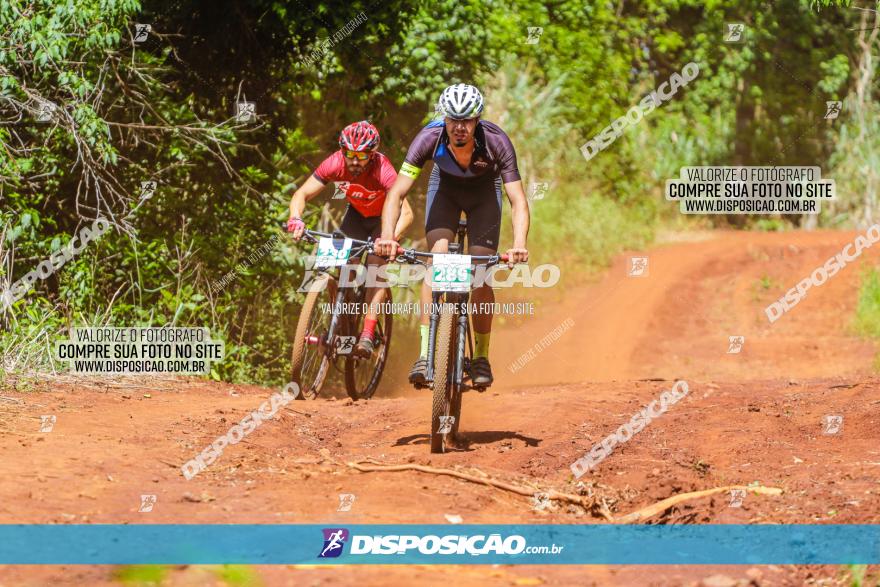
[457,430,541,447]
[392,430,541,449]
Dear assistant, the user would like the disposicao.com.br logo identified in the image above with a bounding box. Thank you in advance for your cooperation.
[319,528,350,558]
[317,528,564,558]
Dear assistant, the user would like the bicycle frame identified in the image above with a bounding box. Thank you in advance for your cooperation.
[386,223,507,449]
[424,222,476,391]
[300,229,373,360]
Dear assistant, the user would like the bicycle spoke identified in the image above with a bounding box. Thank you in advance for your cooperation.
[301,294,332,392]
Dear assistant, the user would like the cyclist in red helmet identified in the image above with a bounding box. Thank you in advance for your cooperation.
[288,121,413,357]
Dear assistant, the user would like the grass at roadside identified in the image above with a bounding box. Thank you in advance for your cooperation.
[526,186,653,270]
[114,565,261,586]
[114,565,167,585]
[486,62,656,274]
[853,267,880,338]
[852,267,880,369]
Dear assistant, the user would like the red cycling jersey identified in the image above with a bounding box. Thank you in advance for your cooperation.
[313,151,397,217]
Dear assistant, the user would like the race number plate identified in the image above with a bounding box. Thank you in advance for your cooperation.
[315,237,352,268]
[431,254,472,292]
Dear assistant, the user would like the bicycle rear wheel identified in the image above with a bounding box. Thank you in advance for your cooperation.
[431,303,456,453]
[290,274,335,400]
[345,291,392,400]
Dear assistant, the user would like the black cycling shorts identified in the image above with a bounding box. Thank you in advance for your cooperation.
[339,205,382,241]
[425,166,502,250]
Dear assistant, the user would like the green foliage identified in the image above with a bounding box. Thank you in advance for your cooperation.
[482,61,578,183]
[752,218,788,231]
[378,0,503,104]
[824,99,880,227]
[0,0,317,383]
[486,61,653,269]
[852,264,880,381]
[1,0,877,384]
[807,0,853,7]
[819,54,851,94]
[529,189,653,269]
[213,564,262,586]
[845,563,868,587]
[113,564,168,585]
[853,267,880,339]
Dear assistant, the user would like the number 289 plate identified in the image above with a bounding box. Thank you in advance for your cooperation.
[431,254,472,292]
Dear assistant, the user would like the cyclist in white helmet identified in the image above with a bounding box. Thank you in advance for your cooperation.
[374,83,530,387]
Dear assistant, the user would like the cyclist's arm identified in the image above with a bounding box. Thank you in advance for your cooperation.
[380,126,436,243]
[289,175,327,220]
[393,198,414,241]
[380,173,417,241]
[493,126,528,260]
[503,180,530,262]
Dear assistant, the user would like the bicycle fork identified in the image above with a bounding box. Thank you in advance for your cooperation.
[425,292,442,384]
[454,304,467,388]
[308,284,347,356]
[425,294,475,389]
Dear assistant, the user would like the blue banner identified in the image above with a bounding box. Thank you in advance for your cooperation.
[0,524,878,564]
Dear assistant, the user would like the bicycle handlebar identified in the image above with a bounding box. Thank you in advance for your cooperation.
[394,245,509,264]
[280,223,373,247]
[302,228,374,248]
[282,222,511,264]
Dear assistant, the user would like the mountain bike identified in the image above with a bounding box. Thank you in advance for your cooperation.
[289,228,391,401]
[394,219,507,453]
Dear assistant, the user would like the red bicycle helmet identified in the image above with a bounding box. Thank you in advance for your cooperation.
[338,120,380,152]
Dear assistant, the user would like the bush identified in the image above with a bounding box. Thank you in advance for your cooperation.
[853,267,880,339]
[485,60,655,272]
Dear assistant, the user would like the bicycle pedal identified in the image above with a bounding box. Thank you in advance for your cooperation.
[462,384,486,393]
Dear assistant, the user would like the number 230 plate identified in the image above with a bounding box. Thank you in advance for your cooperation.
[314,237,352,268]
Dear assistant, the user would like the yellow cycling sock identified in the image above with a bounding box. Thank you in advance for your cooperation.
[419,324,430,358]
[474,332,490,359]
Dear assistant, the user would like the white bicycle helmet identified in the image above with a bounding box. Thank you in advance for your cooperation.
[438,83,484,119]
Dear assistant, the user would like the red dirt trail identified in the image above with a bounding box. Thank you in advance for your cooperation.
[2,230,880,586]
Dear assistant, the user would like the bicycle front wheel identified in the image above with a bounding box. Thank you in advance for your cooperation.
[431,303,456,453]
[290,274,335,400]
